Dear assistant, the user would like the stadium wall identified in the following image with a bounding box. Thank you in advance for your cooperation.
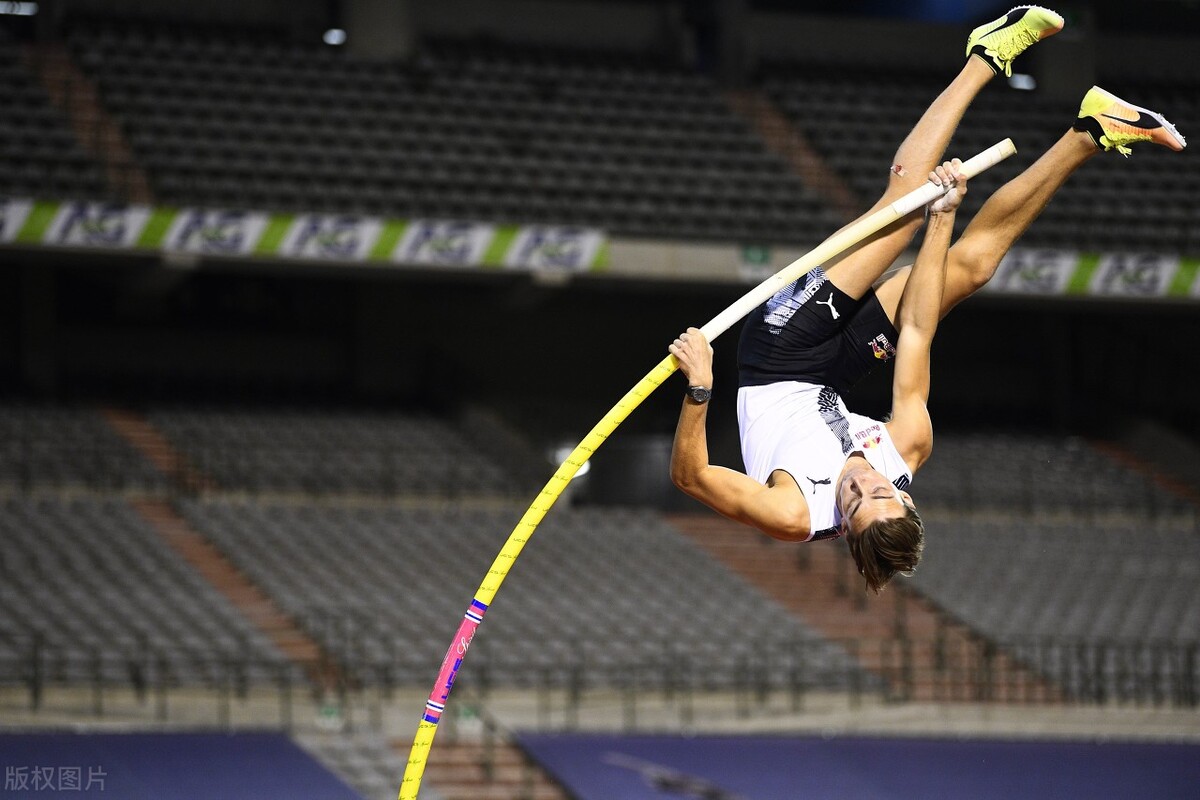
[3,255,1199,454]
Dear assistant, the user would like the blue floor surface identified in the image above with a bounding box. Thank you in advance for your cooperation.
[0,731,362,799]
[518,732,1200,800]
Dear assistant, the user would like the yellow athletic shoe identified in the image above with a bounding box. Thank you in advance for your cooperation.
[965,5,1065,77]
[1073,86,1187,157]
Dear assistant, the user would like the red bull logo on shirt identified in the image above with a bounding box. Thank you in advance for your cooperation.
[855,423,884,449]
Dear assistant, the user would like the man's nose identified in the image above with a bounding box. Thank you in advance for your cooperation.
[854,474,880,492]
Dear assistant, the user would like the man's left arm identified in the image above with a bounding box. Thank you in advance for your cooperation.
[888,161,965,472]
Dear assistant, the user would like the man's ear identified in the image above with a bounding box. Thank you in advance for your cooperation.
[899,490,914,508]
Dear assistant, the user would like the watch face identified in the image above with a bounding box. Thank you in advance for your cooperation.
[688,386,711,403]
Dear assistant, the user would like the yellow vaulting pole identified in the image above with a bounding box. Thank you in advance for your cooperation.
[398,138,1016,799]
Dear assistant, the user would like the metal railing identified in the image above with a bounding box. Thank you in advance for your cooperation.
[298,603,1199,708]
[2,631,1195,734]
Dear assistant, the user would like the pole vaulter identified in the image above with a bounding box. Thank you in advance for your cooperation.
[399,138,1017,800]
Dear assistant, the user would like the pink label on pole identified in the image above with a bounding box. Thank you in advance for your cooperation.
[422,598,488,724]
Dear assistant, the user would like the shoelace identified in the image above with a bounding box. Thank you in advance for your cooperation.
[1103,137,1134,158]
[1103,118,1168,158]
[992,28,1041,76]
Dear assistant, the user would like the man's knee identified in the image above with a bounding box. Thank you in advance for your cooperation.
[948,242,1003,292]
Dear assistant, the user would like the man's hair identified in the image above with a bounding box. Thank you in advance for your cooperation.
[846,503,924,594]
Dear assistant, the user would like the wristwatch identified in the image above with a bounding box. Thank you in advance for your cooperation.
[685,385,712,404]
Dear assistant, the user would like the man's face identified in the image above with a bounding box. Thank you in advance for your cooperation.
[837,464,913,538]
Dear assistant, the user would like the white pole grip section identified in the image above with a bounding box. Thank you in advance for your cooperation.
[698,138,1016,343]
[888,137,1017,217]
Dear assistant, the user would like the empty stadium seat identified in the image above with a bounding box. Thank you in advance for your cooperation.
[0,37,113,202]
[66,22,843,245]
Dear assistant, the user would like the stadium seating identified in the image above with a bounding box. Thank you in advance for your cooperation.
[911,512,1200,700]
[0,392,1193,701]
[763,63,1199,254]
[67,22,844,244]
[2,16,1194,254]
[146,404,520,497]
[49,20,1197,254]
[173,497,868,691]
[0,495,284,684]
[0,29,111,202]
[0,401,166,491]
[911,430,1193,517]
[913,514,1200,645]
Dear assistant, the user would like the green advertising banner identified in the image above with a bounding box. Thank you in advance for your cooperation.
[3,197,1196,299]
[1,198,610,273]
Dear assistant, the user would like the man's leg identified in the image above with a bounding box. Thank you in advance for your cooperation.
[936,129,1095,314]
[874,86,1186,319]
[818,59,993,300]
[820,6,1066,300]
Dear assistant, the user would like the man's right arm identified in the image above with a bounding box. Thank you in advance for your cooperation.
[667,328,812,542]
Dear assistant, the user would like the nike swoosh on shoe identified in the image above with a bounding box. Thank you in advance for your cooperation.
[978,9,1026,39]
[1101,111,1165,130]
